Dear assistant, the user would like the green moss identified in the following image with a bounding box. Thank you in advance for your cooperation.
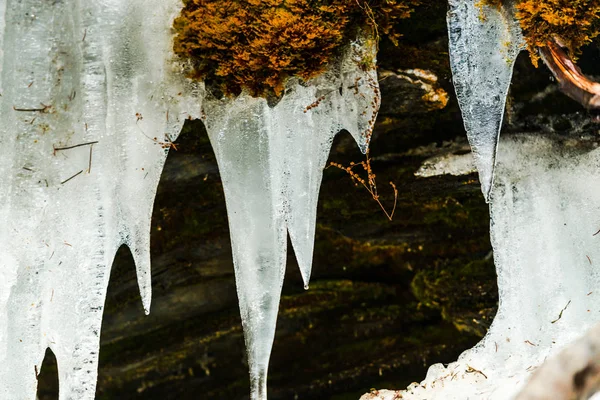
[411,258,497,337]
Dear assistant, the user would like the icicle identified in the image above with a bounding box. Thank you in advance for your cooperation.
[447,0,524,201]
[395,135,600,399]
[0,0,379,398]
[204,36,379,399]
[0,0,200,398]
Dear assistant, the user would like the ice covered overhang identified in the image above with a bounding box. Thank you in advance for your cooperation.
[0,1,380,399]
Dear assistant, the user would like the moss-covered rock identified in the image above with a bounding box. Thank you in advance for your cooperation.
[172,0,420,97]
[412,259,498,338]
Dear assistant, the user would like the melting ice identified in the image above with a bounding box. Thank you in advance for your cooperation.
[203,36,379,399]
[0,0,200,398]
[0,0,379,399]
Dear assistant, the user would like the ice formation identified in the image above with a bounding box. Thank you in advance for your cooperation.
[447,0,523,201]
[0,0,200,398]
[380,0,600,398]
[0,0,379,398]
[203,37,379,399]
[517,322,600,399]
[397,135,600,399]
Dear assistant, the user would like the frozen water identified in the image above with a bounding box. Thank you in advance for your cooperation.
[377,2,600,398]
[448,0,524,201]
[395,135,600,399]
[0,0,200,398]
[516,322,600,399]
[415,151,476,177]
[0,1,378,397]
[204,36,379,399]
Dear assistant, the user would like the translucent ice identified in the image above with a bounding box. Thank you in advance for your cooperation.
[0,0,200,398]
[448,0,524,201]
[395,135,600,399]
[204,37,379,399]
[0,0,379,398]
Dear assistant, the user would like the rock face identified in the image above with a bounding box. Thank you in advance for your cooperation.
[34,2,600,399]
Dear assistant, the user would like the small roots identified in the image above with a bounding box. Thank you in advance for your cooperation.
[329,150,398,221]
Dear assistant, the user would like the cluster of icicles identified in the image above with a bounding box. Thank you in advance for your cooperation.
[0,0,377,399]
[2,0,600,399]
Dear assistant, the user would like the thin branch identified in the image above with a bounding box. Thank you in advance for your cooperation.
[60,170,83,185]
[540,39,600,110]
[53,141,98,155]
[551,300,572,324]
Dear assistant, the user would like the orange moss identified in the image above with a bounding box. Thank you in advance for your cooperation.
[483,0,600,66]
[173,0,420,98]
[516,0,600,66]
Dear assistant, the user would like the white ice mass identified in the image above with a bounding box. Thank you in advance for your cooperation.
[395,135,600,399]
[374,0,600,399]
[0,1,379,399]
[0,0,201,398]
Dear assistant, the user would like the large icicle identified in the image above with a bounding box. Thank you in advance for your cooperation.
[0,1,200,398]
[448,0,524,201]
[204,37,379,399]
[389,135,600,399]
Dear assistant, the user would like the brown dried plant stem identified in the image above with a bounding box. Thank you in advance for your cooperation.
[330,150,398,221]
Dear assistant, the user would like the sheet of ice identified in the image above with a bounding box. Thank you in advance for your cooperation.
[415,151,476,177]
[0,0,200,398]
[448,0,524,201]
[393,135,600,399]
[516,322,600,399]
[204,37,379,399]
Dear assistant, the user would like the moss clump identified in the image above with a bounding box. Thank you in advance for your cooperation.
[173,0,420,98]
[484,0,600,65]
[516,0,600,65]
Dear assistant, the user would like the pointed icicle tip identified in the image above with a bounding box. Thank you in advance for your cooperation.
[142,295,151,315]
[469,140,498,204]
[479,158,496,204]
[300,267,312,291]
[128,243,153,316]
